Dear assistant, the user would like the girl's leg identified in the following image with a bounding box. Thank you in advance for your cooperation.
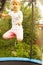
[16,29,23,41]
[3,30,16,39]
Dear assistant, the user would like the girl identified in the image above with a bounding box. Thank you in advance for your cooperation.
[0,0,23,41]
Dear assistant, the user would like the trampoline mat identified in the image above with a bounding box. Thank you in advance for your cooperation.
[0,61,41,65]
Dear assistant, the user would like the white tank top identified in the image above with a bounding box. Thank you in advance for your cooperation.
[9,10,23,29]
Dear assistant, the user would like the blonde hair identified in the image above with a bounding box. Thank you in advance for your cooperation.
[11,0,20,4]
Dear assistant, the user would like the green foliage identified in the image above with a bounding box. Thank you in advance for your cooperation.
[0,1,42,60]
[15,42,30,57]
[32,44,42,60]
[21,5,40,44]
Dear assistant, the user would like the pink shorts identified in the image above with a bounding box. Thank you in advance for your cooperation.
[3,28,23,41]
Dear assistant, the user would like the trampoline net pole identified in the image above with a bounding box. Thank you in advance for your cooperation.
[30,0,34,59]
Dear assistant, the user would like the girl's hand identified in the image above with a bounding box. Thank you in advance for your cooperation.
[18,22,22,26]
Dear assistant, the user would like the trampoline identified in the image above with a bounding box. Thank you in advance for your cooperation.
[0,0,42,65]
[0,57,42,65]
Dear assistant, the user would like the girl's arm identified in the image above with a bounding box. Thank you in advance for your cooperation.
[0,13,10,17]
[17,12,23,26]
[0,8,11,17]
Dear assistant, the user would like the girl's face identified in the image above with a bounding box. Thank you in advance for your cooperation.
[11,1,21,12]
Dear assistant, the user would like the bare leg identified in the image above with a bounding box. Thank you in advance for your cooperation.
[3,30,16,40]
